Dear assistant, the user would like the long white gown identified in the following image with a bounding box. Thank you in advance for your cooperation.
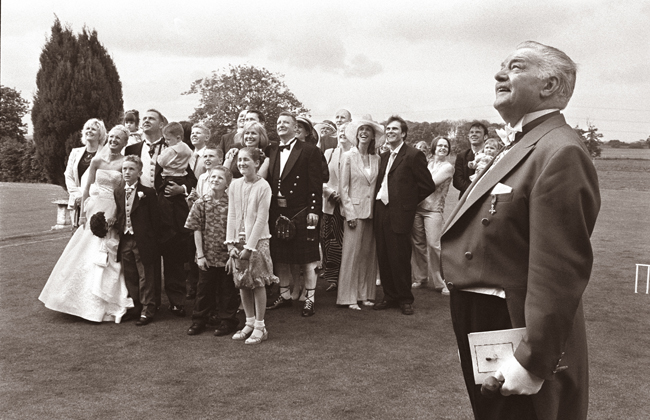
[39,169,133,322]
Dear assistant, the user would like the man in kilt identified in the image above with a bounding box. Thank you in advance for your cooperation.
[266,112,323,317]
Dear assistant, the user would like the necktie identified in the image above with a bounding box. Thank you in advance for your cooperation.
[125,185,134,200]
[379,151,397,205]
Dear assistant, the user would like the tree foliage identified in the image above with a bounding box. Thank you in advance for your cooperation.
[574,122,603,158]
[183,65,308,144]
[32,17,123,187]
[1,85,30,142]
[403,119,503,154]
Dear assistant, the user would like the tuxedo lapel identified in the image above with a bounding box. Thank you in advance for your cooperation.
[268,145,279,182]
[444,114,567,234]
[282,140,303,180]
[131,184,142,213]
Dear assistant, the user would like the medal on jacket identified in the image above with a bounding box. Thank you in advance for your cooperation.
[489,195,497,215]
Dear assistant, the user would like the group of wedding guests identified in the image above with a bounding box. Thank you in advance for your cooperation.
[39,105,460,343]
[39,41,602,420]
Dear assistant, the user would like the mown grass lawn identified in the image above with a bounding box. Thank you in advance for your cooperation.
[1,157,649,419]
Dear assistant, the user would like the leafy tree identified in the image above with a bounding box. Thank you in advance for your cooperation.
[574,122,602,158]
[183,65,308,144]
[32,17,123,187]
[1,86,30,142]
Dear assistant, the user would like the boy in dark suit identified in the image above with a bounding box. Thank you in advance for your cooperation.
[115,155,161,326]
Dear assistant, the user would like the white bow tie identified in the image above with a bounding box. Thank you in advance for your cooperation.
[125,185,135,193]
[496,124,521,147]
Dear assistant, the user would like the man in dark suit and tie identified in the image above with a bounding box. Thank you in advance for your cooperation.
[453,122,488,198]
[124,109,196,317]
[266,112,323,317]
[442,41,600,420]
[373,115,436,315]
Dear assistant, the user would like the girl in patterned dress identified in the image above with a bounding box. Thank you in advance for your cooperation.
[226,147,279,344]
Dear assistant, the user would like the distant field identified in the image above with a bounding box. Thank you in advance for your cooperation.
[599,147,650,160]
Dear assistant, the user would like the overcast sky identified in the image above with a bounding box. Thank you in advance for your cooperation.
[2,0,648,142]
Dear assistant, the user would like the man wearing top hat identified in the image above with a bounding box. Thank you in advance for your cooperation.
[441,41,600,420]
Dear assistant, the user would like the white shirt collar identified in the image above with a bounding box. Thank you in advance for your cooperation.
[512,109,560,132]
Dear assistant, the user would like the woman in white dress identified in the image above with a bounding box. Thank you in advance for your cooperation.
[64,119,106,225]
[39,125,134,322]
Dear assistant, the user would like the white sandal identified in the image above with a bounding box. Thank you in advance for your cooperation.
[245,326,268,345]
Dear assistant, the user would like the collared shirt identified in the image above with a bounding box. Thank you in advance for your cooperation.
[279,138,297,175]
[376,141,404,203]
[190,146,206,177]
[184,193,229,268]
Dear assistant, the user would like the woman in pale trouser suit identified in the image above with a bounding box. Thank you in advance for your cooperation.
[336,117,383,310]
[64,118,106,225]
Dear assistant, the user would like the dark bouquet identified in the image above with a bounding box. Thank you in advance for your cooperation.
[89,212,108,238]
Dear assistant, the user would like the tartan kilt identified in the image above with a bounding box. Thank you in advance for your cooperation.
[269,204,320,265]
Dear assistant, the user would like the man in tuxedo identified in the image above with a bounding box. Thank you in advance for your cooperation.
[441,41,600,420]
[115,156,160,325]
[453,122,488,198]
[218,108,248,159]
[373,115,436,315]
[266,112,323,317]
[124,109,197,317]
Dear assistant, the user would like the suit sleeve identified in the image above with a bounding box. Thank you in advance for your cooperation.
[65,149,81,207]
[413,150,436,203]
[307,147,323,216]
[320,151,330,184]
[514,144,600,380]
[147,187,162,243]
[453,152,471,194]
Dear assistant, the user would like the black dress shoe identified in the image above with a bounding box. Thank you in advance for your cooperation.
[400,303,414,315]
[267,295,292,310]
[301,300,315,317]
[214,322,238,336]
[136,316,153,326]
[169,305,186,317]
[373,300,398,310]
[187,323,204,335]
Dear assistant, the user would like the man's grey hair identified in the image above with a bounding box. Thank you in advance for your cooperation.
[518,41,577,109]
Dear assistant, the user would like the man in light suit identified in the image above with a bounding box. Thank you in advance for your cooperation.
[373,115,436,315]
[441,41,600,420]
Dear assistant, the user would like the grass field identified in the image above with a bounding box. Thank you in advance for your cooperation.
[1,155,649,419]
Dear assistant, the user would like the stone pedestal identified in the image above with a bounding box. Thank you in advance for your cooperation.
[52,199,71,230]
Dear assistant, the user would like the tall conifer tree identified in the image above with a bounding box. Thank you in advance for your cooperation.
[32,17,123,187]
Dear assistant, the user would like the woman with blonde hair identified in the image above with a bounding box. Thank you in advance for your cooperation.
[64,118,107,225]
[223,121,270,179]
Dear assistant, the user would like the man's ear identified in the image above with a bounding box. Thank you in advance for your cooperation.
[540,75,560,99]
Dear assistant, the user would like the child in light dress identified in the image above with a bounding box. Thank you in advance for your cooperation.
[124,110,143,146]
[226,147,279,345]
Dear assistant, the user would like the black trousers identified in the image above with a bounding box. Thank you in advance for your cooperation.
[374,201,414,304]
[449,289,538,420]
[121,235,156,318]
[156,233,189,308]
[192,266,239,328]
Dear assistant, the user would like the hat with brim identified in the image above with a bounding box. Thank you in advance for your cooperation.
[345,114,385,148]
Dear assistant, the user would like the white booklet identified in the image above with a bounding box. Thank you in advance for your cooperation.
[468,327,526,384]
